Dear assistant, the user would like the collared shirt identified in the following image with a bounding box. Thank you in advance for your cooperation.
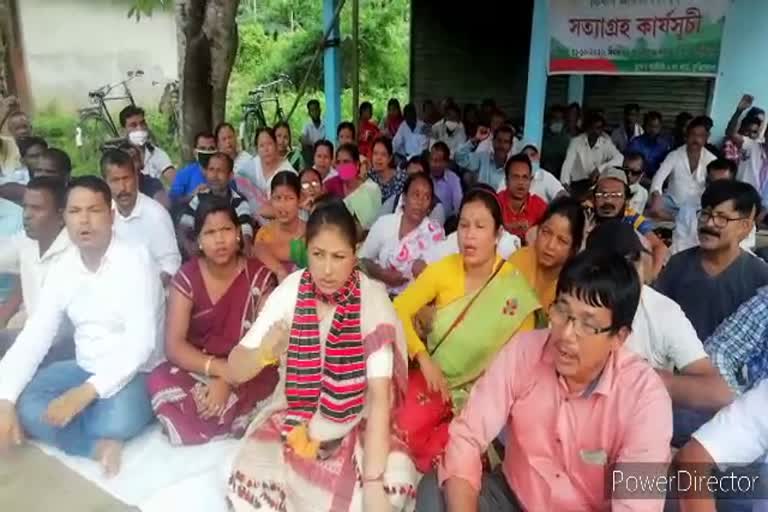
[300,120,326,147]
[430,119,467,157]
[627,134,673,177]
[432,169,463,218]
[0,237,164,402]
[0,229,71,318]
[143,145,174,179]
[392,120,430,158]
[497,190,548,239]
[736,137,768,207]
[180,189,253,238]
[560,133,624,184]
[455,140,507,190]
[670,204,756,255]
[495,167,565,204]
[705,285,768,394]
[113,193,181,277]
[611,123,643,152]
[628,285,706,371]
[438,329,671,511]
[651,145,717,208]
[0,198,23,302]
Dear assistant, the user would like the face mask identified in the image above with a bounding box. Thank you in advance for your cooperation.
[196,149,216,169]
[128,129,149,147]
[445,120,459,131]
[549,121,564,134]
[337,163,359,182]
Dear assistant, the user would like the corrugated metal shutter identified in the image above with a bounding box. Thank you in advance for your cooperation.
[583,76,714,129]
[546,75,568,109]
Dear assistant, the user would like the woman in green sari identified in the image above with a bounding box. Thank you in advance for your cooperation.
[393,185,540,472]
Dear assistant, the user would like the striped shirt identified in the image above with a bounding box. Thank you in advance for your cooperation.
[179,189,254,238]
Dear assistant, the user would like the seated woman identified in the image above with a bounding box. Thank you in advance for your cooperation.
[325,143,382,232]
[252,171,307,282]
[507,195,585,317]
[226,202,417,512]
[298,167,323,220]
[216,122,252,176]
[274,121,304,171]
[370,136,408,216]
[147,198,279,445]
[360,172,445,296]
[392,155,446,225]
[392,187,540,472]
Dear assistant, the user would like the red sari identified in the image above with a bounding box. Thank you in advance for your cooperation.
[147,258,279,445]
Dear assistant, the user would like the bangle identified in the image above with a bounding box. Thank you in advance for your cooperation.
[204,356,214,377]
[362,472,384,484]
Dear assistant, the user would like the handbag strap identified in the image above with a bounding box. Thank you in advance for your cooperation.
[428,259,506,357]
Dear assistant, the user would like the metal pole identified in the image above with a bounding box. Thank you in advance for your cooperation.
[352,0,360,128]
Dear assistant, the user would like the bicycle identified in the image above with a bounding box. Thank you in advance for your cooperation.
[76,69,143,170]
[239,74,293,153]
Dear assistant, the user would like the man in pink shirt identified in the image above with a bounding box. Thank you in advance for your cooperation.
[416,249,673,511]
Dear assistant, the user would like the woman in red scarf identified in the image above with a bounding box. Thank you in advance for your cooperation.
[226,201,416,512]
[146,198,279,445]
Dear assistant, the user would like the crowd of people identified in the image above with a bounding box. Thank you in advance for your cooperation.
[0,90,767,511]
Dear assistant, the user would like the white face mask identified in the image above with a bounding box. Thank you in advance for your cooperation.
[445,120,459,131]
[549,121,564,134]
[128,129,149,147]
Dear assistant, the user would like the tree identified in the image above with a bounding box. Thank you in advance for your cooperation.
[132,0,240,159]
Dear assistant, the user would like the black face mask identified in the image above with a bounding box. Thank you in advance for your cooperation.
[196,150,216,169]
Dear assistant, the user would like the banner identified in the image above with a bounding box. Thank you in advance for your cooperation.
[548,0,728,76]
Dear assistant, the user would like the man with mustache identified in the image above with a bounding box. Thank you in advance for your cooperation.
[496,153,547,240]
[101,149,180,287]
[592,168,668,280]
[655,179,768,342]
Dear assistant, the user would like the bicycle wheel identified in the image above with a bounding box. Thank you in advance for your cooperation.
[77,113,115,175]
[242,108,266,154]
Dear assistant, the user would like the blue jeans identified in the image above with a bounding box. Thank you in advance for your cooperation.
[16,360,153,458]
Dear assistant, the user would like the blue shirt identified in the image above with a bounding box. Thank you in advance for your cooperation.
[627,134,672,177]
[169,162,205,203]
[706,285,768,394]
[0,198,23,302]
[455,140,506,190]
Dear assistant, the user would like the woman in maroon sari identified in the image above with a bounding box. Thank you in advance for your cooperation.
[147,197,279,445]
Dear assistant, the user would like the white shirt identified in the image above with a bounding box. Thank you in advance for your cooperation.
[424,230,520,264]
[495,166,564,203]
[392,120,429,159]
[143,145,174,179]
[238,156,296,197]
[629,183,649,213]
[430,119,467,156]
[670,204,756,255]
[736,137,767,201]
[610,123,643,152]
[0,237,164,402]
[112,193,181,277]
[301,120,326,147]
[0,166,29,185]
[233,150,253,176]
[651,145,717,208]
[0,229,72,319]
[693,378,768,475]
[627,286,707,371]
[239,270,393,379]
[478,136,524,157]
[560,133,624,184]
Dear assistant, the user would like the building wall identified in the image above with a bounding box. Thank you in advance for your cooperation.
[18,0,177,112]
[710,0,768,142]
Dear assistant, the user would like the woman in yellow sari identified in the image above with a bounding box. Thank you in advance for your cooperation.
[507,195,586,319]
[392,185,540,472]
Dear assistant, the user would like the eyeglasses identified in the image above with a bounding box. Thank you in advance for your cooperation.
[301,181,321,189]
[627,169,643,176]
[594,192,625,200]
[697,210,749,229]
[548,302,613,338]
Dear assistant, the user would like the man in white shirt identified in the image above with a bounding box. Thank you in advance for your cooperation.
[518,144,566,203]
[300,99,325,163]
[671,158,757,255]
[101,149,180,286]
[430,103,466,157]
[0,177,73,356]
[119,105,176,182]
[393,103,429,161]
[649,115,717,220]
[587,220,733,446]
[0,176,163,476]
[726,94,768,214]
[624,151,649,213]
[560,110,624,188]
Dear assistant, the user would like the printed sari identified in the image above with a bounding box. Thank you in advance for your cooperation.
[380,213,445,296]
[395,264,539,472]
[147,258,279,445]
[227,271,418,512]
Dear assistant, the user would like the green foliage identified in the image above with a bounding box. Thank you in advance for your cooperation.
[127,0,172,21]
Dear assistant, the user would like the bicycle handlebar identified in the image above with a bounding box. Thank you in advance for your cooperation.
[247,75,293,96]
[87,69,144,99]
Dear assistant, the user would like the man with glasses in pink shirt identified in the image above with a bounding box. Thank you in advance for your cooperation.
[416,249,672,512]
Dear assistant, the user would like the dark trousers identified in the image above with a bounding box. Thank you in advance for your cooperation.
[416,468,522,512]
